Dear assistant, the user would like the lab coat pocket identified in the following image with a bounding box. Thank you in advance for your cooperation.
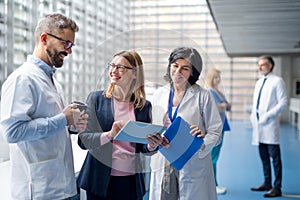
[30,158,64,198]
[258,112,271,125]
[181,151,209,179]
[198,147,209,159]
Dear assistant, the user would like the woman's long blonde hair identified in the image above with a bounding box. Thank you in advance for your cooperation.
[105,50,146,109]
[205,68,221,89]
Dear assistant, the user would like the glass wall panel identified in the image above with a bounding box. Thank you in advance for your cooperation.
[0,0,260,164]
[130,0,258,120]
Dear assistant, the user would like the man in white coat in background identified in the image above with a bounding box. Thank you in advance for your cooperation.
[250,55,287,198]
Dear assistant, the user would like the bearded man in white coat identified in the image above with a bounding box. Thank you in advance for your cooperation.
[0,13,88,199]
[250,55,287,198]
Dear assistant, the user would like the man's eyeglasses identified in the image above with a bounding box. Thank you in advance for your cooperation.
[47,33,75,50]
[108,63,133,72]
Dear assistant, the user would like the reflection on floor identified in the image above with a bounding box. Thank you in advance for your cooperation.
[143,120,300,200]
[212,121,300,200]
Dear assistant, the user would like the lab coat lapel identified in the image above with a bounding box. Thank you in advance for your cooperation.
[180,85,196,106]
[52,78,65,110]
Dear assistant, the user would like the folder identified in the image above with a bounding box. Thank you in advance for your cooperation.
[114,117,203,170]
[158,116,204,170]
[113,121,167,144]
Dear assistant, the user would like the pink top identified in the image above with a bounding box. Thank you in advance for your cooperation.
[100,99,136,176]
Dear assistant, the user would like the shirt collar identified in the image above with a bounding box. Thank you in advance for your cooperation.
[264,72,273,79]
[27,55,56,77]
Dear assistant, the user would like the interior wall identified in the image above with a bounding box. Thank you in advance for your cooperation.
[292,57,300,97]
[275,55,300,123]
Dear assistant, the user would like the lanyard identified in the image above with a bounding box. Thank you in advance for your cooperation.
[168,86,186,122]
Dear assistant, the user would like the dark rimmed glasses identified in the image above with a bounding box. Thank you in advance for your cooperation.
[108,63,133,72]
[47,33,75,50]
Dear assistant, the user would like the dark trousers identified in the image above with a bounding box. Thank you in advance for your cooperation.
[86,175,140,200]
[258,143,282,189]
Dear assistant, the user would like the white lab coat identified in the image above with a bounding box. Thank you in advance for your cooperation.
[149,84,222,200]
[250,73,288,145]
[0,57,76,199]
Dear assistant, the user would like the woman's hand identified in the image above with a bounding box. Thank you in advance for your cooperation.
[74,113,89,132]
[217,103,227,113]
[146,132,170,149]
[190,125,205,138]
[109,120,126,138]
[226,103,232,111]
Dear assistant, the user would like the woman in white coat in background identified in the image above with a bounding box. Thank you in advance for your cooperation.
[149,47,222,200]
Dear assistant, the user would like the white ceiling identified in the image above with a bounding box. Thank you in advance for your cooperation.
[206,0,300,57]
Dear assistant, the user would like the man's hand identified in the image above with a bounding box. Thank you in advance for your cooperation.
[63,104,80,126]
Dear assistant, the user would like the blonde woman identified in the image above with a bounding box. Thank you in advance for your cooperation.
[205,68,231,194]
[77,50,167,200]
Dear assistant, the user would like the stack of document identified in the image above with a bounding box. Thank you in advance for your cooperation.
[114,117,203,170]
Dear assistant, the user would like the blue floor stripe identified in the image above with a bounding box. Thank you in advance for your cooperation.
[144,120,300,200]
[217,120,300,200]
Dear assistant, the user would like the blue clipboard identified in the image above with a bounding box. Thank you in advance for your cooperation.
[159,116,204,170]
[114,121,166,144]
